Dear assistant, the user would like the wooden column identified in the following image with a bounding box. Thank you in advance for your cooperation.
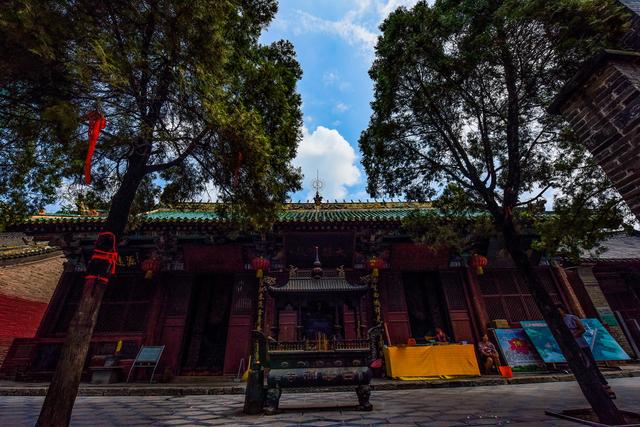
[143,274,167,345]
[550,261,585,318]
[464,267,490,335]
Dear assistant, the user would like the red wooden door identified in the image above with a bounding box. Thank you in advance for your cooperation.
[157,274,194,375]
[440,271,475,343]
[380,272,411,345]
[223,274,255,375]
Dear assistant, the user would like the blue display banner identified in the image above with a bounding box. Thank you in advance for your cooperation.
[520,319,630,363]
[582,319,630,361]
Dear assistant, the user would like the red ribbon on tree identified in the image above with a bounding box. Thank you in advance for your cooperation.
[85,232,118,284]
[84,111,107,184]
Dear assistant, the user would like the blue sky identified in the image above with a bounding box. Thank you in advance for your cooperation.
[260,0,421,202]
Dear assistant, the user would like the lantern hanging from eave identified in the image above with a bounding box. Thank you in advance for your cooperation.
[469,254,488,275]
[251,256,270,278]
[141,255,162,280]
[368,256,385,278]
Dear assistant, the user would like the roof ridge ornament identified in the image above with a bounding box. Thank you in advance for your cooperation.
[312,245,323,279]
[288,265,298,278]
[312,170,323,211]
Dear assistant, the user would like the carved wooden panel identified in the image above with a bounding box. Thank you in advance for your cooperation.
[343,305,357,340]
[278,311,298,342]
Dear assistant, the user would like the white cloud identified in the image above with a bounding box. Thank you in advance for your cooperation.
[293,126,361,201]
[377,0,421,19]
[323,71,351,92]
[323,71,340,85]
[335,102,349,113]
[296,11,377,55]
[292,1,421,58]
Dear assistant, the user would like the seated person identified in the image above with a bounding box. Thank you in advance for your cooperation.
[434,327,449,344]
[478,334,501,374]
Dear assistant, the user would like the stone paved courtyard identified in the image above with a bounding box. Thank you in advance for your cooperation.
[0,377,639,426]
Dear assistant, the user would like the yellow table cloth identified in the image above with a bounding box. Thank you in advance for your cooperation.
[384,344,480,379]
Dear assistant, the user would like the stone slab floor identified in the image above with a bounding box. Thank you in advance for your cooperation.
[0,377,638,426]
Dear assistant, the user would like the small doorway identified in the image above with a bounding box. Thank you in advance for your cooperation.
[403,272,451,340]
[181,275,232,375]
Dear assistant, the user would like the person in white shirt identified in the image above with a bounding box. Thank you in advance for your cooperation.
[557,304,615,399]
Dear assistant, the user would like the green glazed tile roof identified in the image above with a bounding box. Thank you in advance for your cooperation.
[24,202,434,225]
[144,210,221,221]
[143,207,429,223]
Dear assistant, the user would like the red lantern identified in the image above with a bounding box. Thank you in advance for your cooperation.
[368,256,385,278]
[469,254,488,275]
[141,255,162,280]
[251,256,270,278]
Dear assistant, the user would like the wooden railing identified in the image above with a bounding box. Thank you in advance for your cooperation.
[268,339,370,352]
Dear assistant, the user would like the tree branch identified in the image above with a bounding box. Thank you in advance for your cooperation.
[145,127,210,173]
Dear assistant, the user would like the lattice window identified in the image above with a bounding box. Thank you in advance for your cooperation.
[522,295,543,320]
[441,273,467,310]
[481,270,550,324]
[504,296,528,322]
[537,270,559,295]
[478,274,499,295]
[484,296,507,321]
[231,275,255,315]
[499,272,519,294]
[94,275,153,332]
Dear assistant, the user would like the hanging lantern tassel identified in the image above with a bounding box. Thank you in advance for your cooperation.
[141,255,162,280]
[84,111,107,184]
[470,254,488,275]
[251,256,270,278]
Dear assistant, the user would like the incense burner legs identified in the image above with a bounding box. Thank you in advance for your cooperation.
[264,386,282,415]
[356,385,372,411]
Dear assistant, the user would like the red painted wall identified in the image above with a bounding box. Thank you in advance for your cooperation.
[0,293,48,365]
[0,293,48,339]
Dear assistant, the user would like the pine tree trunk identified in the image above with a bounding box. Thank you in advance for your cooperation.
[36,155,148,427]
[500,219,625,425]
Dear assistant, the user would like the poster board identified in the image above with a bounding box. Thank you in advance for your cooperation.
[493,328,544,371]
[520,319,630,363]
[136,346,164,363]
[127,345,165,383]
[582,319,630,361]
[519,321,564,363]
